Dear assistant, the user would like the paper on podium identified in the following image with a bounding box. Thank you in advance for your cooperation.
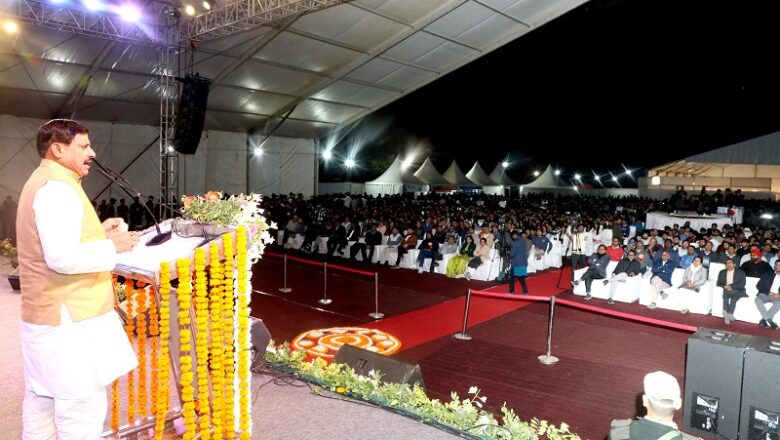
[114,220,237,283]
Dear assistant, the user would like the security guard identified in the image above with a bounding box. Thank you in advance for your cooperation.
[609,371,700,440]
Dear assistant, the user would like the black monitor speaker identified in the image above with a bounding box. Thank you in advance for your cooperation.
[740,336,780,440]
[684,327,751,439]
[333,344,425,392]
[249,317,271,370]
[172,74,211,155]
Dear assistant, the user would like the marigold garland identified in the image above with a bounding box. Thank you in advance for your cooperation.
[222,234,236,439]
[148,286,159,420]
[124,279,136,425]
[209,242,225,440]
[177,258,197,440]
[111,379,120,433]
[136,284,148,418]
[236,227,251,439]
[193,248,211,440]
[155,262,172,440]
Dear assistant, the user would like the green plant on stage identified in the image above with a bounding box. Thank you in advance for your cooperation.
[0,238,19,269]
[264,343,580,440]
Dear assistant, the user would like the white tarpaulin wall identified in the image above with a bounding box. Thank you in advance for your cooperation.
[0,114,316,203]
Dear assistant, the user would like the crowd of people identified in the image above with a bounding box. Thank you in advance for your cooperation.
[263,190,780,327]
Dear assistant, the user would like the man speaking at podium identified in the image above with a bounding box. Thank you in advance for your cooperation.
[17,119,140,439]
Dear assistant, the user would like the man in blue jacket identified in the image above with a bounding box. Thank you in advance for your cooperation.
[648,250,675,309]
[573,245,611,300]
[509,230,530,295]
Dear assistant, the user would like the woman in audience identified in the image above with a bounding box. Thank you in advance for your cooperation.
[677,255,708,315]
[446,235,476,278]
[465,237,491,280]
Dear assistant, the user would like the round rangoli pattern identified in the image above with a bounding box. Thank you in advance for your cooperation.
[291,327,402,359]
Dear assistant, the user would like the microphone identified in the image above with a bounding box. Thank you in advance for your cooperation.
[92,159,172,247]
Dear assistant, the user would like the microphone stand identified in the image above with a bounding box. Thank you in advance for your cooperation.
[92,159,172,246]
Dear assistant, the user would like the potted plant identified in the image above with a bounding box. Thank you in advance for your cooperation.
[0,239,20,291]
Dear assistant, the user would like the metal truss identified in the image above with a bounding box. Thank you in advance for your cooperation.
[0,0,164,46]
[184,0,343,43]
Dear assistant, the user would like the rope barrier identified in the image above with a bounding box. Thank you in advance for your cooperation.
[326,263,375,277]
[554,298,699,333]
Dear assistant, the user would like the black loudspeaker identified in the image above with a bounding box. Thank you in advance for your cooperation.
[684,327,750,439]
[172,74,211,154]
[249,317,271,370]
[333,344,425,392]
[740,336,780,440]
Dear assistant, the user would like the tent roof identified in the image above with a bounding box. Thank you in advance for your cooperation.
[414,157,450,185]
[524,165,567,188]
[466,162,498,186]
[442,160,477,186]
[488,165,517,186]
[366,156,425,185]
[0,0,586,138]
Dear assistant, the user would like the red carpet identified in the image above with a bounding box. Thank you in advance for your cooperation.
[366,267,572,350]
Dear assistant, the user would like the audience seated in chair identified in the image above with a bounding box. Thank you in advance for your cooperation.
[717,258,747,325]
[573,245,610,300]
[754,260,780,329]
[675,255,708,315]
[603,250,641,305]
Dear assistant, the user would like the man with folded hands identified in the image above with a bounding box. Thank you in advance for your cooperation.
[755,260,780,329]
[602,249,641,305]
[648,250,675,309]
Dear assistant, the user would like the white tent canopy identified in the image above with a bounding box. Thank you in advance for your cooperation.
[365,156,426,196]
[414,158,450,186]
[524,165,568,189]
[488,165,518,186]
[466,162,499,186]
[442,161,477,187]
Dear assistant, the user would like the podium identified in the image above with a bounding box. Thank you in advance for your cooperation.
[108,220,253,439]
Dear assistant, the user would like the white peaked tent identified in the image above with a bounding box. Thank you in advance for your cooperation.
[466,162,499,187]
[414,158,451,186]
[484,164,518,195]
[365,156,427,196]
[442,161,478,187]
[523,165,570,192]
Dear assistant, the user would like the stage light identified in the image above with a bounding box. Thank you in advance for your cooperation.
[3,20,18,34]
[322,150,332,160]
[554,169,561,176]
[184,4,195,15]
[166,145,175,153]
[253,147,263,157]
[501,161,509,169]
[574,173,581,180]
[401,158,413,169]
[520,185,524,192]
[612,175,619,182]
[533,170,540,177]
[202,1,211,9]
[117,4,141,22]
[83,0,101,10]
[594,174,601,182]
[344,158,355,168]
[651,176,661,186]
[572,185,578,191]
[625,169,632,176]
[760,214,773,220]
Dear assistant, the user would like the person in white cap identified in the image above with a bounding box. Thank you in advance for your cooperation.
[609,371,699,439]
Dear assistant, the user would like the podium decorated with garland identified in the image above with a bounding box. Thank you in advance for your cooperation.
[109,221,256,439]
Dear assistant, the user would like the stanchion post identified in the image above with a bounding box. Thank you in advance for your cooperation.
[538,296,559,365]
[453,289,473,340]
[318,262,332,305]
[278,254,292,293]
[368,272,384,319]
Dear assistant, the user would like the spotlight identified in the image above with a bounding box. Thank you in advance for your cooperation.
[760,214,773,220]
[344,158,355,168]
[612,175,619,182]
[625,169,632,176]
[253,147,263,157]
[572,185,578,191]
[202,0,211,10]
[501,161,509,169]
[184,4,195,15]
[166,145,175,153]
[574,173,581,180]
[322,150,332,160]
[117,4,141,22]
[83,0,101,10]
[651,176,661,186]
[3,20,18,34]
[401,158,412,169]
[533,170,540,177]
[594,175,601,182]
[554,169,561,176]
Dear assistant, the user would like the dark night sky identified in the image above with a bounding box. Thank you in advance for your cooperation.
[322,0,780,185]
